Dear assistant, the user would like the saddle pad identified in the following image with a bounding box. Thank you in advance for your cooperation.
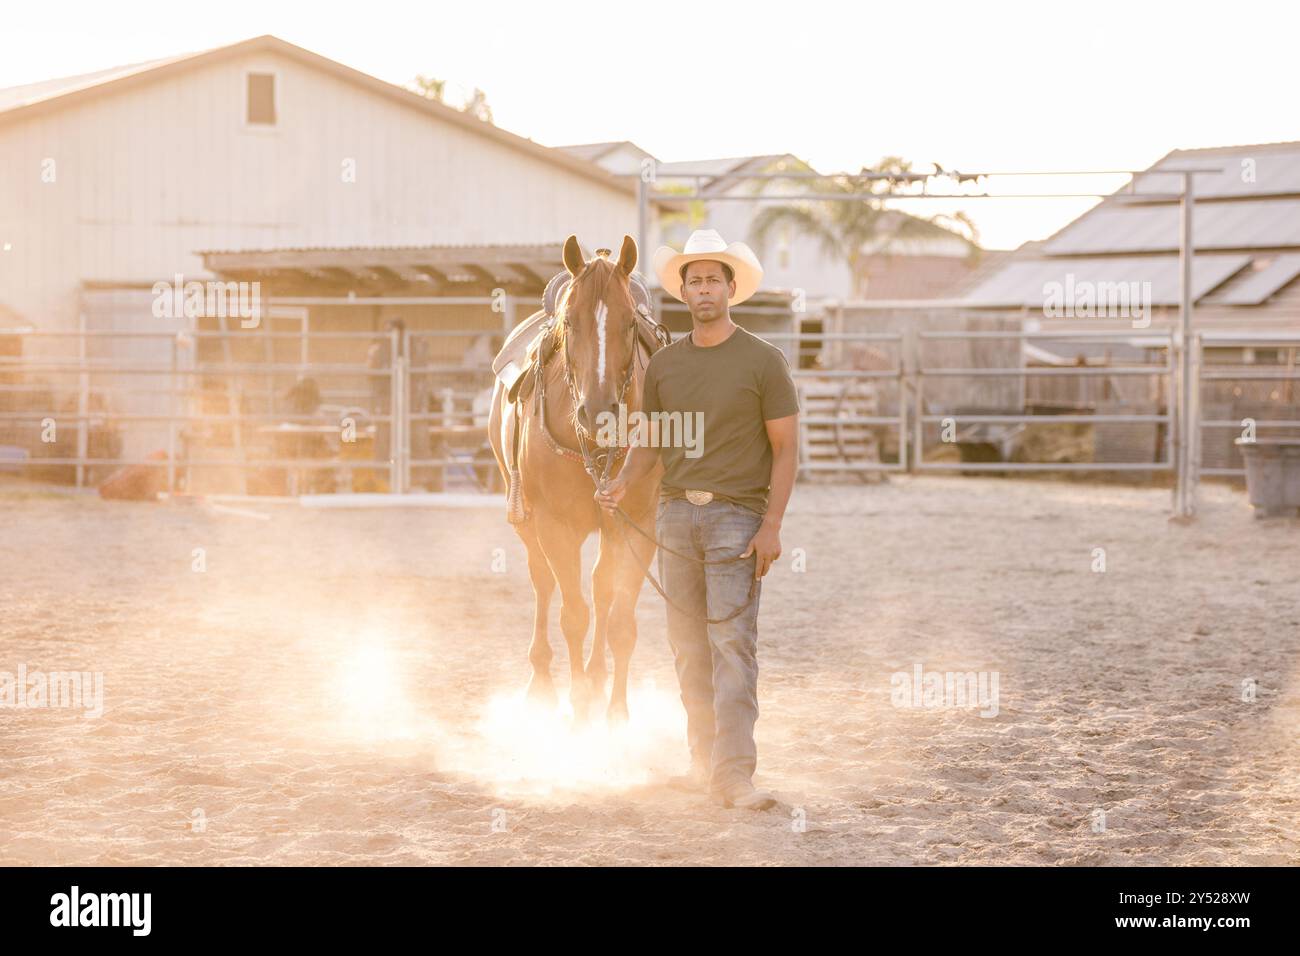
[492,307,549,378]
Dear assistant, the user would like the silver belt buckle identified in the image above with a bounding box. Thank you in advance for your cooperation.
[684,489,714,505]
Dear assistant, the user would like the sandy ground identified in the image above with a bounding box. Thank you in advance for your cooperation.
[1,474,1297,866]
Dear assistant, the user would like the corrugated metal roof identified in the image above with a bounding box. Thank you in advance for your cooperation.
[1212,253,1300,305]
[556,141,656,164]
[1043,198,1300,255]
[655,156,753,178]
[1135,142,1300,199]
[557,142,622,161]
[964,142,1300,314]
[0,54,189,112]
[963,254,1250,307]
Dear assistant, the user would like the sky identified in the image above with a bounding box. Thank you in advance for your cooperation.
[2,0,1295,249]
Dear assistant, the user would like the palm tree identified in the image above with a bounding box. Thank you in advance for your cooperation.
[654,181,709,248]
[749,156,980,298]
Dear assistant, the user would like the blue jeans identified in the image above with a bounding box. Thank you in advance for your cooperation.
[655,496,765,793]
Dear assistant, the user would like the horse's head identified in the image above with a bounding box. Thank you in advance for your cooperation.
[556,233,642,446]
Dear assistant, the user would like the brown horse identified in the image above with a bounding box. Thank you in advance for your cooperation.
[488,234,663,722]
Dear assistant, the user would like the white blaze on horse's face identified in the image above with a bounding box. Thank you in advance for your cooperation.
[594,300,608,388]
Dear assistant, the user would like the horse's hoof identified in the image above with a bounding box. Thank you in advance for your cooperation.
[606,700,629,725]
[570,696,595,726]
[525,677,557,710]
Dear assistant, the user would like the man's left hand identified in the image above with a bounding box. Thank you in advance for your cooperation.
[741,522,781,579]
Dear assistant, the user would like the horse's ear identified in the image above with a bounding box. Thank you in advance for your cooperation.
[563,235,585,277]
[617,235,637,277]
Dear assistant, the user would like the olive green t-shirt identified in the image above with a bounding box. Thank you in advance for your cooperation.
[641,325,800,515]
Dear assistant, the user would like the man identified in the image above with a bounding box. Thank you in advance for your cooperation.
[595,228,800,811]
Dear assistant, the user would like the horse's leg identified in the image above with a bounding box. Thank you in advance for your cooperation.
[534,512,594,721]
[494,388,557,706]
[605,515,657,724]
[585,535,618,706]
[520,524,557,709]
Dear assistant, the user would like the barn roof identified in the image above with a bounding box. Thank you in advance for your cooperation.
[558,141,654,164]
[0,35,638,199]
[0,55,189,112]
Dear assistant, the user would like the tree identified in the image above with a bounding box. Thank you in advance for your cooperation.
[409,76,493,123]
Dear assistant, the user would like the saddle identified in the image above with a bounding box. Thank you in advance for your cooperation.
[494,270,669,524]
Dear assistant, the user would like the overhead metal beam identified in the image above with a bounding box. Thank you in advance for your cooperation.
[508,262,545,285]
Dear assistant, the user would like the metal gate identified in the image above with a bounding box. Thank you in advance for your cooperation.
[913,328,1176,474]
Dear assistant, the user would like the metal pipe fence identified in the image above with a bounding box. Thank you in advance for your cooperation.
[1194,333,1300,478]
[3,308,1293,506]
[912,328,1176,475]
[761,330,908,474]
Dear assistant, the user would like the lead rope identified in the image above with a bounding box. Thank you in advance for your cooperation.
[602,486,759,625]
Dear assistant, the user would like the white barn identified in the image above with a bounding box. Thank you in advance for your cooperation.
[0,36,655,484]
[0,34,644,335]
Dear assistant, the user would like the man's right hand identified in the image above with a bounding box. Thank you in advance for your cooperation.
[594,476,628,514]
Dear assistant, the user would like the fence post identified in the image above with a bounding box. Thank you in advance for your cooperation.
[896,331,908,475]
[906,325,920,474]
[388,327,402,493]
[75,311,88,489]
[1174,171,1196,518]
[167,336,177,493]
[1170,332,1180,478]
[216,311,247,495]
[399,352,411,494]
[1189,331,1203,506]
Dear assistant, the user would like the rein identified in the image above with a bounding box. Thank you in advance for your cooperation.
[607,500,759,625]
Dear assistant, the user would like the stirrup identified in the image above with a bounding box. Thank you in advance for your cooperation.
[506,465,529,524]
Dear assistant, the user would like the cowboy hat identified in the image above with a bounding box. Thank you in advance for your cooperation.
[652,229,763,307]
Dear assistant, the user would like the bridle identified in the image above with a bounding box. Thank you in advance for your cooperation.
[550,260,642,487]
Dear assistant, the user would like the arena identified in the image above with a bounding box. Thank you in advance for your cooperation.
[2,474,1296,866]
